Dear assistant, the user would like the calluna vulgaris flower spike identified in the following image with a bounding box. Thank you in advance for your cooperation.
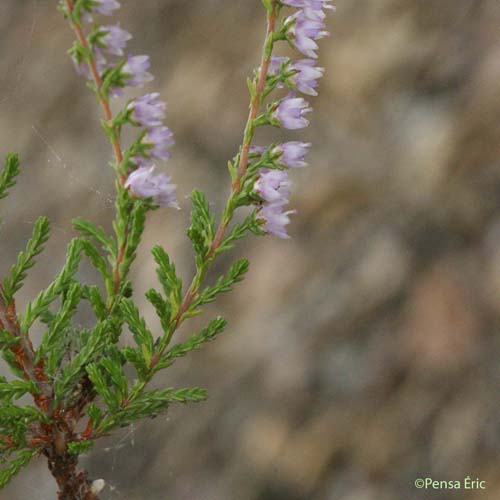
[0,0,333,497]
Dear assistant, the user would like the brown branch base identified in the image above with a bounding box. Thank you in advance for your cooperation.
[46,451,98,500]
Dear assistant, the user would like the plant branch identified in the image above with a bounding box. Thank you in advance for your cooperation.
[64,0,133,309]
[0,290,50,411]
[64,0,124,175]
[234,6,277,190]
[151,2,278,366]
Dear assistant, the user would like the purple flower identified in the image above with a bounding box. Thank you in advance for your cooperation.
[125,166,178,208]
[258,203,296,239]
[268,57,324,96]
[254,169,294,238]
[101,25,132,56]
[286,2,333,58]
[93,0,121,16]
[129,93,166,127]
[109,55,154,97]
[290,59,324,96]
[254,169,291,204]
[273,142,311,168]
[273,92,312,130]
[301,4,333,24]
[288,13,323,58]
[122,55,154,87]
[135,127,175,164]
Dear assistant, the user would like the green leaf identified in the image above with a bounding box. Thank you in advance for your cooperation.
[101,60,127,100]
[72,217,116,256]
[70,0,93,25]
[197,259,249,306]
[261,0,273,12]
[0,330,20,349]
[0,380,39,401]
[125,202,147,260]
[54,320,111,402]
[87,363,119,410]
[3,216,51,302]
[0,153,20,201]
[168,387,208,403]
[155,317,227,371]
[99,347,128,400]
[0,449,39,490]
[145,288,171,332]
[0,404,49,457]
[122,346,148,381]
[87,403,103,430]
[187,190,215,259]
[0,404,49,426]
[216,210,263,255]
[68,439,94,456]
[120,299,154,366]
[21,238,83,332]
[80,239,113,288]
[120,201,147,280]
[82,285,108,321]
[113,180,131,239]
[97,387,207,434]
[151,246,182,312]
[38,282,83,375]
[1,350,25,380]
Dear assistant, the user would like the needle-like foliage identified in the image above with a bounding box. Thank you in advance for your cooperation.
[0,0,333,497]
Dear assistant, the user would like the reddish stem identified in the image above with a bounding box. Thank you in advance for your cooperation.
[234,9,277,189]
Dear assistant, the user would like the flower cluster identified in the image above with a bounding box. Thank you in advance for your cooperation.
[254,169,296,239]
[252,0,333,238]
[70,0,177,207]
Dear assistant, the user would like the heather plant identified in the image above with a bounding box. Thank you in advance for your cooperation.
[0,0,333,497]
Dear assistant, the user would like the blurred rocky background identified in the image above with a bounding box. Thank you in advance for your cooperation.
[1,0,500,498]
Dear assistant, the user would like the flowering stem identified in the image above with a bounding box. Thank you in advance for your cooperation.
[0,0,333,493]
[234,4,277,190]
[64,0,133,309]
[151,2,279,367]
[64,0,124,173]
